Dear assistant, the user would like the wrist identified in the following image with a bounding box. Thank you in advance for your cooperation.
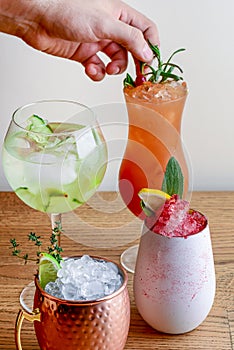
[0,0,50,38]
[0,0,32,37]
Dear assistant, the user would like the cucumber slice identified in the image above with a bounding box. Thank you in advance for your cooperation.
[26,114,53,134]
[44,191,82,212]
[15,187,43,211]
[26,115,53,147]
[47,122,85,133]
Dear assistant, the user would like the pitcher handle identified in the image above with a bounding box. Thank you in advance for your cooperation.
[15,308,41,350]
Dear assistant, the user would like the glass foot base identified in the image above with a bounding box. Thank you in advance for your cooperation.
[120,244,139,274]
[20,281,35,313]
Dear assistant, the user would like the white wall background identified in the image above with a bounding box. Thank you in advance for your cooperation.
[0,0,234,191]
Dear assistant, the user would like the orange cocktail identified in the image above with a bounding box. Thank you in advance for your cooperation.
[119,80,188,219]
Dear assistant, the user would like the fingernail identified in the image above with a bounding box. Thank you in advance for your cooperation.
[89,66,98,76]
[143,44,153,60]
[112,66,120,75]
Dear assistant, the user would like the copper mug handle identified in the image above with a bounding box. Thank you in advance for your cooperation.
[15,308,41,350]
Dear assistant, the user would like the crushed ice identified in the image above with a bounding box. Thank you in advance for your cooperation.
[146,194,207,238]
[45,255,123,301]
[128,80,187,102]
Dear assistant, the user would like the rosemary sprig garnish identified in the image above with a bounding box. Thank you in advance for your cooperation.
[123,73,135,88]
[123,42,185,87]
[10,224,63,265]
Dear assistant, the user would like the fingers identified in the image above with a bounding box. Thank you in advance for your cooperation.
[84,57,106,81]
[85,63,105,81]
[99,1,159,63]
[71,40,128,81]
[104,19,157,63]
[84,47,128,81]
[120,3,160,47]
[103,41,128,75]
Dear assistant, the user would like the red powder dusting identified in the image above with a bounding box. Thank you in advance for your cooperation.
[145,195,207,238]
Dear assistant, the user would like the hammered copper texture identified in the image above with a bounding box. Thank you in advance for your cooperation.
[33,260,130,350]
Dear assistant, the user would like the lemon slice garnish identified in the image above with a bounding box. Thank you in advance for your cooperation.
[138,188,171,216]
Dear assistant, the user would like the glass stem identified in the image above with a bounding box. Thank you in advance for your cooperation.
[51,213,62,247]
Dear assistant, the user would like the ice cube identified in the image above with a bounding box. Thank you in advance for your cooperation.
[45,281,63,299]
[76,128,96,158]
[44,256,123,301]
[62,282,79,300]
[81,280,105,299]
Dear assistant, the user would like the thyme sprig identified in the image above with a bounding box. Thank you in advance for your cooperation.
[124,42,185,87]
[10,224,63,265]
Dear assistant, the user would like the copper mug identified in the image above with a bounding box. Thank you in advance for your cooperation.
[15,256,130,350]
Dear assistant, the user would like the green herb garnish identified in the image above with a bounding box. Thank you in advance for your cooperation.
[123,73,136,88]
[10,223,63,265]
[124,43,185,87]
[161,156,184,198]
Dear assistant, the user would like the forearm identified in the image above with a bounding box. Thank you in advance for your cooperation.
[0,0,49,38]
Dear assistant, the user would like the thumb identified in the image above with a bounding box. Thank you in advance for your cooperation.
[105,20,157,62]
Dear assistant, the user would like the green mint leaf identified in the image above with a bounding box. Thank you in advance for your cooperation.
[161,157,184,197]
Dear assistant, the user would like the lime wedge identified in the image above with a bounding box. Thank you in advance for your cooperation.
[138,188,171,216]
[38,253,61,289]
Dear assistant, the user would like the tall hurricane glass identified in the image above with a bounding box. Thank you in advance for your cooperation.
[119,83,191,273]
[2,100,107,241]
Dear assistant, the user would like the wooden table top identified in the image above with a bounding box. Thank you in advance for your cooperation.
[0,191,233,349]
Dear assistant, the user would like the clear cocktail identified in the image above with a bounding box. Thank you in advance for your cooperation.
[3,119,107,213]
[2,100,108,242]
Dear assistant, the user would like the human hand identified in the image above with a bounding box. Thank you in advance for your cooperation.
[0,0,159,81]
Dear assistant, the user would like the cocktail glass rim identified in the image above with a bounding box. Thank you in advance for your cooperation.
[12,99,97,137]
